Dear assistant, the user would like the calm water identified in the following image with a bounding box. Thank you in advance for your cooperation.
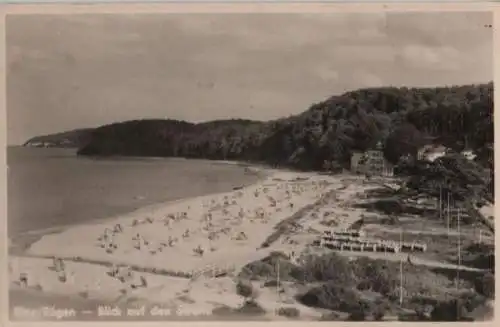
[7,146,262,236]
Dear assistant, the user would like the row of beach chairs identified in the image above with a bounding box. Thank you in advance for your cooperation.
[315,228,427,253]
[321,236,427,252]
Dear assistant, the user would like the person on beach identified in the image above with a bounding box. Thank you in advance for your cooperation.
[52,257,59,270]
[103,228,112,242]
[134,237,142,250]
[407,254,413,265]
[193,245,204,256]
[140,276,147,287]
[59,258,66,271]
[115,265,133,283]
[58,270,67,283]
[19,272,28,287]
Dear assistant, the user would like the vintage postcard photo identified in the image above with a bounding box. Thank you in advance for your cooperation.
[5,6,494,322]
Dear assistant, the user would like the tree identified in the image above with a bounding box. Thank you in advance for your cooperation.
[475,273,495,299]
[430,299,468,321]
[383,123,427,164]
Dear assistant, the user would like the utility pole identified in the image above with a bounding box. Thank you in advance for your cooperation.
[399,225,403,306]
[457,208,461,288]
[447,192,450,236]
[439,185,442,222]
[276,259,281,304]
[456,208,461,321]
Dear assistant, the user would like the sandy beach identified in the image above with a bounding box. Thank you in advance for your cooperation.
[9,169,351,318]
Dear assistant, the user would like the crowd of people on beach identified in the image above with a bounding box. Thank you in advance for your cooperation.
[13,175,341,301]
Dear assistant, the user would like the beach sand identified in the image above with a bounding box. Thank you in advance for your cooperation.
[10,170,356,319]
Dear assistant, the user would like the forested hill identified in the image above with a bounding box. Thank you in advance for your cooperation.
[75,82,493,171]
[23,128,94,148]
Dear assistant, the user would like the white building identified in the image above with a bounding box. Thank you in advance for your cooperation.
[417,145,447,162]
[461,150,476,161]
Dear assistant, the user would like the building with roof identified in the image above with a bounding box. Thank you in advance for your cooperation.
[351,142,394,177]
[417,144,447,162]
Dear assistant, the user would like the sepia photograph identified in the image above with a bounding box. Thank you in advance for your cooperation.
[6,8,494,322]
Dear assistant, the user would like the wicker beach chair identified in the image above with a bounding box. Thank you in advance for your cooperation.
[19,272,28,287]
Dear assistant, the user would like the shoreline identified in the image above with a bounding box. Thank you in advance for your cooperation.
[9,169,340,319]
[8,161,272,256]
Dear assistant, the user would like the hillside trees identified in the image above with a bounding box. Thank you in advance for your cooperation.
[75,83,493,174]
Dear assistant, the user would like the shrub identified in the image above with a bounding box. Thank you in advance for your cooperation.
[347,307,367,321]
[459,291,487,312]
[296,250,466,316]
[276,307,300,318]
[239,261,274,280]
[474,272,494,299]
[351,258,397,295]
[263,280,281,288]
[212,305,233,316]
[239,252,303,282]
[236,279,254,298]
[268,251,290,260]
[319,311,342,321]
[468,253,495,271]
[300,252,353,284]
[369,298,389,321]
[430,299,468,321]
[299,282,363,312]
[236,299,266,316]
[78,291,89,298]
[372,308,385,321]
[374,199,405,215]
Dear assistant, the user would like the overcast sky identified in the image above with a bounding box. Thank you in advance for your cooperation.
[7,12,493,145]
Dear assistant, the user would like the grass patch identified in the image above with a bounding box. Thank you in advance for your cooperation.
[239,251,303,282]
[236,279,255,298]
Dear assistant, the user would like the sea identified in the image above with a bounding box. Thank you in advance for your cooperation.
[7,146,263,237]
